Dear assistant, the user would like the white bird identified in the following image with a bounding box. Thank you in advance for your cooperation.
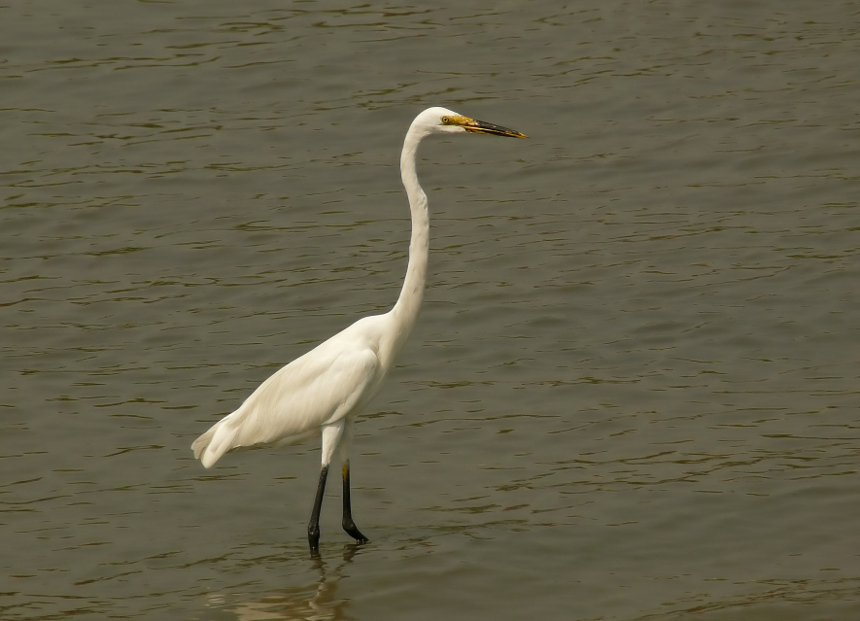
[191,107,527,552]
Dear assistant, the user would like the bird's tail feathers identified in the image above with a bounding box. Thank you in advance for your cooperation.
[191,415,240,469]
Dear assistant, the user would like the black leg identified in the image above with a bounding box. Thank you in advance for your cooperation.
[308,464,329,553]
[341,460,368,544]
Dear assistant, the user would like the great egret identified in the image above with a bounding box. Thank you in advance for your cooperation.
[192,107,527,552]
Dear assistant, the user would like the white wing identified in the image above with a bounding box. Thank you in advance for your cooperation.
[192,320,385,468]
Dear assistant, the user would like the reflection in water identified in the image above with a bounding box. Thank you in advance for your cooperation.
[209,547,360,621]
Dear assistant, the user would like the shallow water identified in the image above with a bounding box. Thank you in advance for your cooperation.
[2,1,859,619]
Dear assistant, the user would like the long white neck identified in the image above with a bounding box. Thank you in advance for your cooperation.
[385,123,430,356]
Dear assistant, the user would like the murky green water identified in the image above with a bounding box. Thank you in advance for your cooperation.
[2,1,859,619]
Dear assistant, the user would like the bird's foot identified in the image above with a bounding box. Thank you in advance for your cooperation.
[342,518,369,544]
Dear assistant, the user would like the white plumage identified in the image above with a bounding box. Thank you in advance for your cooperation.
[193,317,386,468]
[191,107,527,552]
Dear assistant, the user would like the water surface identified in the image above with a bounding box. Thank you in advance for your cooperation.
[2,1,859,619]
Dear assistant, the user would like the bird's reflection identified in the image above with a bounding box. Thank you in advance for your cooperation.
[208,546,361,621]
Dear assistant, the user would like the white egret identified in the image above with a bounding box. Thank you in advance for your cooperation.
[192,107,527,552]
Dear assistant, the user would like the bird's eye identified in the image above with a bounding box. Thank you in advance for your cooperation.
[441,116,450,125]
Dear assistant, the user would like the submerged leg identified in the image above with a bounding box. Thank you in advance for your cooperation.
[342,460,368,544]
[308,464,329,553]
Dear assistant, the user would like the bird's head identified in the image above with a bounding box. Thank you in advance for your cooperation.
[412,106,528,139]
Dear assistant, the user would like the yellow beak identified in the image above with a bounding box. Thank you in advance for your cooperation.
[444,114,528,138]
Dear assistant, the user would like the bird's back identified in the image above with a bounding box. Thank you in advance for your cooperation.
[192,314,393,468]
